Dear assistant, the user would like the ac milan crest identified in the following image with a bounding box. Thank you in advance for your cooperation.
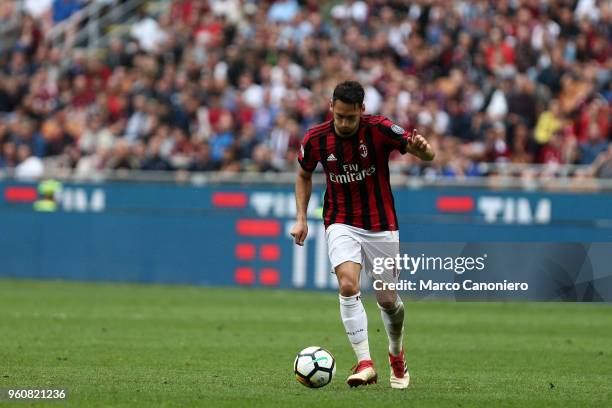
[359,143,368,158]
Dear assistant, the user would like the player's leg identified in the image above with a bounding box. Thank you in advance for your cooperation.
[375,289,405,357]
[336,261,370,362]
[335,261,378,387]
[363,232,410,389]
[326,224,377,387]
[375,289,409,389]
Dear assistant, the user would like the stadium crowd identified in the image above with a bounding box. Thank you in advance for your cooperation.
[0,0,610,180]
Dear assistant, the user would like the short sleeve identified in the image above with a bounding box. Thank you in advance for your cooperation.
[376,117,410,153]
[297,134,319,172]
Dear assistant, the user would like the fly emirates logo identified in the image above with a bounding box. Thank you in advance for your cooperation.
[329,164,376,184]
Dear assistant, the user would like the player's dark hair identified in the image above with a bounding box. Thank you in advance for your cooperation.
[332,81,365,107]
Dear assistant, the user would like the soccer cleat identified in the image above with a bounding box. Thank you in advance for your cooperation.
[346,359,378,387]
[389,350,410,389]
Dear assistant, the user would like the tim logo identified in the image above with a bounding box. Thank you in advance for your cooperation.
[436,195,551,225]
[359,143,368,158]
[478,197,551,224]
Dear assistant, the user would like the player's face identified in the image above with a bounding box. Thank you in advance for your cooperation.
[331,100,364,137]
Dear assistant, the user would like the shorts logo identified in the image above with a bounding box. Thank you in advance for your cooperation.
[359,143,368,158]
[391,124,405,135]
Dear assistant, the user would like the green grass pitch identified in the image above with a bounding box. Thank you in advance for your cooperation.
[0,279,611,407]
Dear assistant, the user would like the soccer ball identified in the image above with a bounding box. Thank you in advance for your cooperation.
[294,346,336,388]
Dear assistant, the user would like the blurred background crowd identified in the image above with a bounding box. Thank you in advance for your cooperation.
[0,0,610,180]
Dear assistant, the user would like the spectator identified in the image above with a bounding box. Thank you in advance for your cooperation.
[24,0,53,21]
[189,141,217,172]
[15,144,44,179]
[248,144,278,173]
[267,0,299,23]
[209,112,235,163]
[535,100,563,145]
[0,1,17,31]
[580,123,609,165]
[236,123,258,160]
[52,0,82,23]
[141,136,173,171]
[106,140,137,170]
[79,113,116,155]
[485,122,511,163]
[589,145,612,178]
[124,94,152,143]
[9,117,46,157]
[1,141,18,168]
[538,130,566,165]
[130,10,169,53]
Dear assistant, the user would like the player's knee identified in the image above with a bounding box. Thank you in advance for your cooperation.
[378,300,396,310]
[377,293,399,310]
[338,276,359,297]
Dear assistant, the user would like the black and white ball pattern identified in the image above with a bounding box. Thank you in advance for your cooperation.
[294,346,336,388]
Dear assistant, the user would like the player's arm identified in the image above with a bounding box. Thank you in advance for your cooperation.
[402,130,435,161]
[290,167,312,246]
[291,135,318,246]
[377,118,435,161]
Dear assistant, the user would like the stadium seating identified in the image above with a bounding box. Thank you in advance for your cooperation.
[0,0,609,180]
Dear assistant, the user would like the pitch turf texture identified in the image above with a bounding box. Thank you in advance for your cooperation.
[1,280,611,407]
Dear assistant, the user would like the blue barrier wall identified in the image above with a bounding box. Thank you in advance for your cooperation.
[1,181,611,292]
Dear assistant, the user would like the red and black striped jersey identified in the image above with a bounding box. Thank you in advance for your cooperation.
[297,115,411,232]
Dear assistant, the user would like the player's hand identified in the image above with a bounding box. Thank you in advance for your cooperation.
[290,221,308,246]
[409,129,435,161]
[410,129,428,150]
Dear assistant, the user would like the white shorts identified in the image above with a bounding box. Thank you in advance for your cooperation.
[325,223,400,284]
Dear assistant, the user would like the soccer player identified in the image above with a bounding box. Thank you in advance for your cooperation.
[290,81,435,389]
